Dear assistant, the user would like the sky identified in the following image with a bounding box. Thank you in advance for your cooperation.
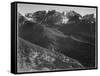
[17,3,96,17]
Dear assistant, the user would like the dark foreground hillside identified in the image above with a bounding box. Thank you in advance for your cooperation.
[17,37,84,72]
[18,20,95,68]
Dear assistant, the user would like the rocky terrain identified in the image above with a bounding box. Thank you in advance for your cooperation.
[17,37,84,72]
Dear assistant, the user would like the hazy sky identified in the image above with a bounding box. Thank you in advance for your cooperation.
[18,3,96,16]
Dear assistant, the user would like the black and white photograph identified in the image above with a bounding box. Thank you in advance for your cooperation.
[12,2,97,73]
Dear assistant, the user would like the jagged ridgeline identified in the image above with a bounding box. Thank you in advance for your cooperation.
[17,10,96,72]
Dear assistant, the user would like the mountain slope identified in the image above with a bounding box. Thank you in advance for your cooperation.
[17,37,84,72]
[18,12,96,68]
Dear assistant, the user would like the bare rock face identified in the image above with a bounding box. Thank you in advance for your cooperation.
[17,37,84,73]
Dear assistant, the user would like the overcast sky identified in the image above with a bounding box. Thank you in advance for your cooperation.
[18,3,96,16]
